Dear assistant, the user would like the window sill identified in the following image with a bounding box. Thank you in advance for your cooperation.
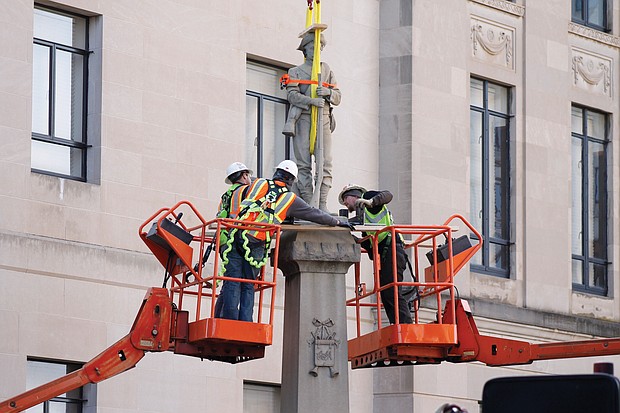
[469,0,525,17]
[569,22,620,48]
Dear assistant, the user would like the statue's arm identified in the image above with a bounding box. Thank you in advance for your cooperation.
[286,68,320,109]
[324,70,341,106]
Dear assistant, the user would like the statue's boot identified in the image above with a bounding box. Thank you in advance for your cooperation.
[319,183,332,213]
[282,120,296,137]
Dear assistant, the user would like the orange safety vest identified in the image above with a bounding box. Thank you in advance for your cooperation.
[217,183,248,219]
[237,178,296,241]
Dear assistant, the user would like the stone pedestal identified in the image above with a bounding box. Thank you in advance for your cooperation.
[278,228,360,413]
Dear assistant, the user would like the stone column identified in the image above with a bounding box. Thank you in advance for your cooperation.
[278,228,360,413]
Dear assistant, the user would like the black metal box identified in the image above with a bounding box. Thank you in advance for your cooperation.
[146,218,193,251]
[426,235,472,264]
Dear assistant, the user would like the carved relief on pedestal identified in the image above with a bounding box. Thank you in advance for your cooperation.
[470,17,515,71]
[308,318,340,378]
[571,48,612,98]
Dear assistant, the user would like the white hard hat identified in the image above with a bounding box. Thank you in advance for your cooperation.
[338,184,367,205]
[275,160,298,179]
[225,162,252,184]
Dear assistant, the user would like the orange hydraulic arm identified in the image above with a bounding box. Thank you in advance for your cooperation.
[444,299,620,367]
[0,288,173,413]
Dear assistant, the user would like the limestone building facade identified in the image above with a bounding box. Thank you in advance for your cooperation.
[2,0,620,412]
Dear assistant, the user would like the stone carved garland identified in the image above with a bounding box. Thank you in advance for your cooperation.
[571,49,612,97]
[471,20,514,69]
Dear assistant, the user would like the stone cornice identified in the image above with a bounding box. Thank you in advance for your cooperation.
[568,22,620,48]
[469,0,524,17]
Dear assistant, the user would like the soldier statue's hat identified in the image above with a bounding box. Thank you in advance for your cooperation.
[297,32,326,51]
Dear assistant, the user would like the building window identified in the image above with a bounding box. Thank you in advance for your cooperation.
[571,106,608,295]
[243,381,280,413]
[32,5,89,180]
[246,61,292,178]
[470,78,511,277]
[26,358,87,412]
[572,0,608,32]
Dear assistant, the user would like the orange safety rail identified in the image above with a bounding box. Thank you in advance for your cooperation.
[138,201,281,363]
[347,214,482,369]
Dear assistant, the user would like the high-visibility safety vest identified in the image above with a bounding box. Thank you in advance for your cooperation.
[217,183,248,220]
[364,205,403,246]
[237,178,296,241]
[219,178,295,271]
[217,183,248,247]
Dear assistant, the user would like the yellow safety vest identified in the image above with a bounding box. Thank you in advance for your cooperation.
[364,205,403,245]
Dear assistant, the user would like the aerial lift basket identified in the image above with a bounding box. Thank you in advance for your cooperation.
[347,214,482,369]
[138,200,280,363]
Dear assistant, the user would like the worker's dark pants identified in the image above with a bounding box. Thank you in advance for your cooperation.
[218,236,265,322]
[379,242,413,325]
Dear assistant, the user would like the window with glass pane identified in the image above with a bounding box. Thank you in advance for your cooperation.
[470,78,511,277]
[26,359,86,412]
[32,6,89,180]
[246,61,292,178]
[571,106,608,295]
[572,0,608,32]
[243,382,280,413]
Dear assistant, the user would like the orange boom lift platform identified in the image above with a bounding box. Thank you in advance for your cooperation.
[347,214,620,369]
[0,201,281,413]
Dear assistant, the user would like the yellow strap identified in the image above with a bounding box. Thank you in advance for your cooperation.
[308,0,322,155]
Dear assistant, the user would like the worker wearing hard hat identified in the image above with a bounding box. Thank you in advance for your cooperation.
[339,184,413,325]
[219,162,253,219]
[205,162,254,318]
[283,32,341,211]
[217,160,352,322]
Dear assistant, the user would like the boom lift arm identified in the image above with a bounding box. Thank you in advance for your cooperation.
[444,298,620,367]
[0,288,173,413]
[1,201,280,412]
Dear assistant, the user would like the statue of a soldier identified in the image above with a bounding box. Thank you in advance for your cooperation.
[282,32,341,211]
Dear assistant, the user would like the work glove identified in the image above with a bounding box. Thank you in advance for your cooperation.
[355,198,373,208]
[337,221,356,231]
[310,98,325,108]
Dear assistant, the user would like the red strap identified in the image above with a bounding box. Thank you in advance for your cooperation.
[279,73,337,89]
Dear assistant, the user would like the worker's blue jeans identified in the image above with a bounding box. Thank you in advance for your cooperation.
[218,236,265,322]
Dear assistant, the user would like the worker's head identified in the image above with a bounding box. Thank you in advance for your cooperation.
[273,160,298,187]
[338,184,367,212]
[225,162,253,185]
[297,32,326,58]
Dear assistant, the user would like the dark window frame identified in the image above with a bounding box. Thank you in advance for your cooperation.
[572,0,609,32]
[27,357,87,412]
[32,4,90,181]
[245,59,293,178]
[245,90,291,178]
[470,78,512,278]
[571,105,609,296]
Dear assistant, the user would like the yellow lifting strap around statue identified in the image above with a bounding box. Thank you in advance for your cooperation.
[303,0,326,156]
